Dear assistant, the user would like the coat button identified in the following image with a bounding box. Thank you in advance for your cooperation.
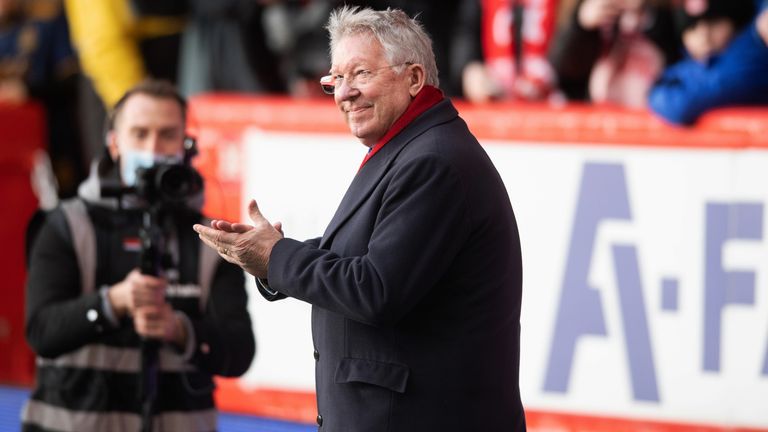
[313,349,319,360]
[86,309,99,322]
[316,414,323,426]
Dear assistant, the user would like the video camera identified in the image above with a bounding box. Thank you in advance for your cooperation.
[132,162,203,208]
[101,139,203,210]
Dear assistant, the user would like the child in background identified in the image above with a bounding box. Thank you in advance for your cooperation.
[648,0,768,125]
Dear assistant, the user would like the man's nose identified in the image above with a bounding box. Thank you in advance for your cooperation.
[334,78,360,101]
[147,133,162,152]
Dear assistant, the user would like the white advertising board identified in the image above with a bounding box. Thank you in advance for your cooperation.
[236,128,768,429]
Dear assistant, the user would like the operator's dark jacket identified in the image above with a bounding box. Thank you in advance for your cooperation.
[259,98,526,431]
[23,161,255,431]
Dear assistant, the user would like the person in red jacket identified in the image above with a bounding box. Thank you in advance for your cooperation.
[463,0,560,102]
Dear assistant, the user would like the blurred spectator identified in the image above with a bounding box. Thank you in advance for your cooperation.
[261,0,336,98]
[64,0,185,108]
[64,0,187,168]
[178,0,286,96]
[1,0,83,196]
[260,0,481,98]
[352,0,482,97]
[463,0,560,103]
[263,0,481,97]
[548,0,680,107]
[648,0,767,125]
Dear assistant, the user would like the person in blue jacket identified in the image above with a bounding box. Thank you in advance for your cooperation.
[648,0,768,125]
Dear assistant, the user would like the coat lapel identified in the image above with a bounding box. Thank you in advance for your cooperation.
[319,99,458,249]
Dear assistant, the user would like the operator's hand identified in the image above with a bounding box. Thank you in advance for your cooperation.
[193,199,283,278]
[133,303,187,348]
[107,269,167,318]
[578,0,622,30]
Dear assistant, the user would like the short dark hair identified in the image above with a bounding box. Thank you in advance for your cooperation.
[676,0,756,32]
[106,79,187,132]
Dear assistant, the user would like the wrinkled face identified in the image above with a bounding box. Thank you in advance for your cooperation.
[683,18,736,62]
[331,34,415,147]
[108,93,185,161]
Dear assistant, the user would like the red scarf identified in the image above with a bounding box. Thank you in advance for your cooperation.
[358,85,444,171]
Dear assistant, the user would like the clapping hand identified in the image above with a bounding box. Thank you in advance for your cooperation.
[193,199,283,278]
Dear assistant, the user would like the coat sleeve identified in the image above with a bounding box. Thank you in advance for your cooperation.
[267,154,471,327]
[188,260,255,377]
[25,211,118,358]
[255,237,322,302]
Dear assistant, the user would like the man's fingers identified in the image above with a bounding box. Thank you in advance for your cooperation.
[134,303,177,340]
[194,223,235,247]
[136,274,166,290]
[218,252,240,265]
[137,305,160,315]
[211,220,231,231]
[194,223,234,243]
[211,220,240,232]
[248,199,265,223]
[198,233,221,252]
[211,219,254,234]
[274,221,283,235]
[196,231,227,257]
[193,223,215,242]
[194,226,243,263]
[133,290,163,308]
[230,223,254,233]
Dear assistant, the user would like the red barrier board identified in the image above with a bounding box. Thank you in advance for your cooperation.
[189,95,768,430]
[0,103,45,386]
[191,94,768,223]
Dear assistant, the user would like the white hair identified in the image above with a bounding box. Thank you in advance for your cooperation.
[326,6,439,87]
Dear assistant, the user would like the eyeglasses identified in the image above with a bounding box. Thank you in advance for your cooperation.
[320,62,412,95]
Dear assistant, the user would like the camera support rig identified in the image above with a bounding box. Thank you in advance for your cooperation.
[139,205,163,432]
[101,160,202,432]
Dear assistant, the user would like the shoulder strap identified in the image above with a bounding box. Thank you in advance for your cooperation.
[25,209,49,268]
[51,201,216,304]
[59,199,97,295]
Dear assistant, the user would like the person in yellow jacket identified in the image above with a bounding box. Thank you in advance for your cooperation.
[65,0,186,108]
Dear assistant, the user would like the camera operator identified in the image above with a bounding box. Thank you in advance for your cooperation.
[22,79,255,432]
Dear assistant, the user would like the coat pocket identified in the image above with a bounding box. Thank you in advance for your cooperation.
[334,357,409,393]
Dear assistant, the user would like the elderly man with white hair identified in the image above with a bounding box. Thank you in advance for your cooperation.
[196,6,526,431]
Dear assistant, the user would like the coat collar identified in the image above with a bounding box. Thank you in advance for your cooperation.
[319,98,458,248]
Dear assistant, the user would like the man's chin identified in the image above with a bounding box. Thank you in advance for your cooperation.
[348,124,368,140]
[352,134,373,146]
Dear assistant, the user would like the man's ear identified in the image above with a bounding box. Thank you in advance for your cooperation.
[408,64,426,97]
[106,130,119,162]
